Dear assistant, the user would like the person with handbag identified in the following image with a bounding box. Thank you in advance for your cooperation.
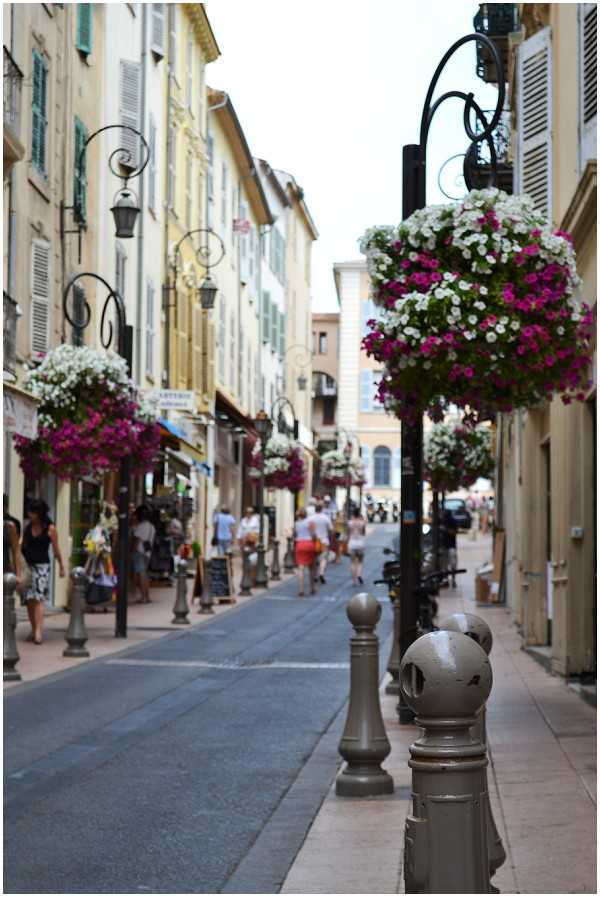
[21,498,65,645]
[131,505,156,604]
[293,508,317,596]
[311,501,333,585]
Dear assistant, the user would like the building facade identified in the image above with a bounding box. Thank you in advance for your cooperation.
[333,260,401,506]
[311,312,339,494]
[496,2,596,681]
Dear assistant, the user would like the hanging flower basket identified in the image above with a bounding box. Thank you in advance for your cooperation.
[248,433,306,492]
[320,449,365,487]
[360,188,594,423]
[424,421,494,493]
[13,345,161,481]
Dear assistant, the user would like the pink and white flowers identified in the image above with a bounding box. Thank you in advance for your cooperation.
[424,421,494,493]
[320,450,365,487]
[360,188,594,423]
[248,433,306,492]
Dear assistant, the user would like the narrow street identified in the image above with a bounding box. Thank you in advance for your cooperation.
[4,526,394,895]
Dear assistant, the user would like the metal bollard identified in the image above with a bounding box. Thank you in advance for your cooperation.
[3,573,21,682]
[255,543,268,587]
[283,536,295,572]
[64,567,90,658]
[336,593,394,797]
[199,560,215,615]
[401,630,492,894]
[270,539,281,581]
[385,590,401,695]
[239,547,253,596]
[438,612,506,886]
[171,557,190,624]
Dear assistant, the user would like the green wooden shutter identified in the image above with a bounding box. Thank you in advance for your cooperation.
[31,50,47,174]
[76,4,92,54]
[262,291,270,344]
[73,117,88,224]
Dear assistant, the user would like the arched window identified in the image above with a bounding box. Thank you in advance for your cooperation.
[373,446,391,486]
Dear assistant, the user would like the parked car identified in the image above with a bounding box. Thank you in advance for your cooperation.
[443,498,472,531]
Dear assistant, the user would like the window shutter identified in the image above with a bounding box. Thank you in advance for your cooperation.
[168,5,178,75]
[185,154,192,227]
[516,27,552,220]
[361,446,371,486]
[148,116,156,211]
[71,284,86,346]
[186,31,193,108]
[229,311,236,391]
[192,305,203,394]
[73,117,88,224]
[271,302,278,350]
[278,308,286,357]
[150,4,165,58]
[360,369,372,412]
[177,292,188,388]
[146,282,155,377]
[31,50,47,174]
[392,447,401,489]
[119,59,141,170]
[167,123,176,210]
[76,4,92,54]
[30,240,51,356]
[218,297,226,381]
[262,291,270,344]
[579,4,597,169]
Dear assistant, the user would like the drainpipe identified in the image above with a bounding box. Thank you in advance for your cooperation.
[134,3,148,384]
[7,4,17,299]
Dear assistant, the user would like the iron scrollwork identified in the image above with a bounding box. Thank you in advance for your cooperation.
[62,272,126,358]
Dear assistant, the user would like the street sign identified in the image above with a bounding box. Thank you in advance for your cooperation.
[144,389,195,412]
[233,218,251,234]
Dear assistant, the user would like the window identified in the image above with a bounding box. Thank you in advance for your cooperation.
[168,5,178,77]
[31,50,48,175]
[73,117,88,224]
[221,161,228,234]
[360,369,373,412]
[167,123,176,210]
[271,301,278,351]
[579,4,597,169]
[392,447,401,488]
[76,4,92,54]
[311,330,316,353]
[262,291,271,344]
[71,284,86,346]
[186,29,193,109]
[361,446,371,486]
[218,296,225,381]
[119,59,141,169]
[150,3,165,58]
[318,332,327,354]
[148,115,157,211]
[185,154,192,227]
[361,299,377,338]
[197,54,204,133]
[229,310,236,390]
[278,308,285,357]
[373,446,391,486]
[146,281,155,376]
[323,397,335,425]
[30,240,51,356]
[516,27,552,219]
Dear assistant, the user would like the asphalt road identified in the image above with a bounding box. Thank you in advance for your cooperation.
[4,524,395,894]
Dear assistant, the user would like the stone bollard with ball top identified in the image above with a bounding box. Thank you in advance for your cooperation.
[438,612,506,888]
[401,630,493,894]
[3,573,21,682]
[199,561,215,615]
[64,567,90,658]
[239,547,253,596]
[385,587,402,695]
[283,536,295,572]
[336,593,394,797]
[270,539,281,581]
[171,556,190,624]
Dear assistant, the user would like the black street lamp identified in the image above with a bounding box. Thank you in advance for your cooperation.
[62,273,133,639]
[396,32,505,724]
[253,409,273,587]
[163,228,225,312]
[277,343,312,395]
[61,124,150,263]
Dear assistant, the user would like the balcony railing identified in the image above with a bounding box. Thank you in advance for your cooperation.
[473,4,519,84]
[3,292,19,380]
[4,46,23,136]
[313,372,337,398]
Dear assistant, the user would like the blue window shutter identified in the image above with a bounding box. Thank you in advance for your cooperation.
[361,446,371,486]
[76,4,92,54]
[262,291,270,344]
[279,308,285,357]
[31,50,47,174]
[392,447,401,489]
[360,370,372,412]
[73,117,88,224]
[374,446,391,486]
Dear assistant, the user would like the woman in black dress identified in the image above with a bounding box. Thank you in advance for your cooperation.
[21,499,66,644]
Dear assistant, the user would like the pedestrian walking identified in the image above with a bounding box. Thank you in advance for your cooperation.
[131,505,156,604]
[3,501,22,582]
[21,498,66,644]
[237,506,260,550]
[212,506,236,555]
[312,501,333,584]
[441,506,459,588]
[293,508,317,596]
[347,507,366,585]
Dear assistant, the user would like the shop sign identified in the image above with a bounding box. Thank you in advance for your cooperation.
[145,389,195,412]
[4,390,38,439]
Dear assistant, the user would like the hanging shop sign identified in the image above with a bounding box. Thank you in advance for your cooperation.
[145,389,195,412]
[3,387,38,439]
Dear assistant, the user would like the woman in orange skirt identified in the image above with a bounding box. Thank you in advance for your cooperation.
[294,508,317,596]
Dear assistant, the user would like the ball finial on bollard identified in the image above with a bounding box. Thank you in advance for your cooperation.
[437,612,493,656]
[346,592,382,630]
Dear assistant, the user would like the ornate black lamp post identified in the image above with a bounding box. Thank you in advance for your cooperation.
[163,228,225,312]
[253,408,273,587]
[278,343,312,394]
[62,273,133,638]
[396,33,505,724]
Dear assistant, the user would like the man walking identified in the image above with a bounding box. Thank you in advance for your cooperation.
[312,501,333,584]
[213,506,236,555]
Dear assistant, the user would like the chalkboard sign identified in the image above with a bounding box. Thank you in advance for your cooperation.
[203,556,235,603]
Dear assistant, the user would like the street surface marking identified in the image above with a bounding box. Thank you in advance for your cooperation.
[105,658,349,671]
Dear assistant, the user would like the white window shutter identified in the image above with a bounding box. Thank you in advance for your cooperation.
[579,4,597,170]
[361,446,371,487]
[360,369,372,412]
[150,4,165,58]
[31,240,51,356]
[516,26,552,220]
[119,59,141,169]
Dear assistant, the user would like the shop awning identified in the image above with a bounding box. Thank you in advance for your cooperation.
[159,418,205,465]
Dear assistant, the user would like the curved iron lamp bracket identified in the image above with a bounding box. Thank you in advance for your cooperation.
[271,395,298,439]
[78,123,151,190]
[282,343,312,370]
[63,272,127,358]
[171,227,226,277]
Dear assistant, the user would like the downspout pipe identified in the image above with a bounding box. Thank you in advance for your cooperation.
[134,3,148,384]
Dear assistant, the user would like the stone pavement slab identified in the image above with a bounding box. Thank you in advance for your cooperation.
[282,534,597,895]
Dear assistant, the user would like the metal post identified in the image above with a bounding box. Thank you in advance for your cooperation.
[255,455,268,587]
[239,547,253,596]
[64,567,90,657]
[199,560,215,614]
[270,538,281,581]
[432,490,440,571]
[171,556,190,624]
[438,612,506,886]
[283,536,295,572]
[336,593,394,797]
[3,573,21,682]
[115,322,133,638]
[385,589,401,695]
[401,630,492,893]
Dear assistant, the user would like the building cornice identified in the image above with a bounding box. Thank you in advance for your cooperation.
[560,161,597,251]
[186,4,221,63]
